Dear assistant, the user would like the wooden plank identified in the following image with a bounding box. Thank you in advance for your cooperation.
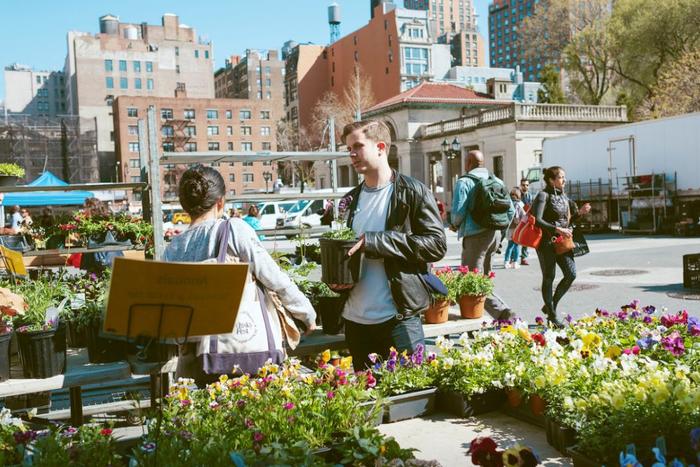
[0,349,131,398]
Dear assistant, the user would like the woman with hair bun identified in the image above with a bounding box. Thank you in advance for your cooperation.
[532,166,591,327]
[163,165,316,385]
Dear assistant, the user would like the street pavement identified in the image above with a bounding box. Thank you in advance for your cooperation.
[263,231,700,322]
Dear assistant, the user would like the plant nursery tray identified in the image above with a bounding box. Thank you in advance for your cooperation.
[437,389,505,418]
[502,398,546,428]
[383,387,437,423]
[545,417,578,455]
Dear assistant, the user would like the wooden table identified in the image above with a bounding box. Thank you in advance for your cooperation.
[0,349,132,426]
[290,307,486,357]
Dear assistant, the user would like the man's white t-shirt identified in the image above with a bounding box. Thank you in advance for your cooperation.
[343,183,397,325]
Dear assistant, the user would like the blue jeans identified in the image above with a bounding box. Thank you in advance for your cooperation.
[344,315,425,371]
[504,240,521,263]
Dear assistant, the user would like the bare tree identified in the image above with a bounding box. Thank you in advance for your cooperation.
[638,48,700,119]
[519,0,615,104]
[276,119,315,192]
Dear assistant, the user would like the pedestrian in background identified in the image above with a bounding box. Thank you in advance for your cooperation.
[532,166,591,326]
[504,187,527,269]
[243,205,265,240]
[519,178,533,265]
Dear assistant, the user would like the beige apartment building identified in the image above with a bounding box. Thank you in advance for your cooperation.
[3,64,67,117]
[214,49,285,103]
[65,13,214,181]
[113,95,280,206]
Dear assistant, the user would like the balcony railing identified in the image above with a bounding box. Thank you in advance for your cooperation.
[421,103,628,138]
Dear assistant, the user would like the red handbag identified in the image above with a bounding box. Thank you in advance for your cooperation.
[513,214,542,249]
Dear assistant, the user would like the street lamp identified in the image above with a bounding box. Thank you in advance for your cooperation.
[441,137,461,160]
[263,171,272,193]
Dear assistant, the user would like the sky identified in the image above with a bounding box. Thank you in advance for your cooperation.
[0,0,490,102]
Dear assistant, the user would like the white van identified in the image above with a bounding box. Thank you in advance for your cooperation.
[255,201,296,229]
[282,199,327,229]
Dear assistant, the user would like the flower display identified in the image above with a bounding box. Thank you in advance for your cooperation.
[370,344,437,397]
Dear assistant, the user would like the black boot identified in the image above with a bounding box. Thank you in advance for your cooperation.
[542,305,563,328]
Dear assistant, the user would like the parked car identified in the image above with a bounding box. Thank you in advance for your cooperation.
[254,201,296,230]
[282,199,326,229]
[173,212,191,225]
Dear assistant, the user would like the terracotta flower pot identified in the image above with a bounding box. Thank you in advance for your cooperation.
[458,295,486,319]
[529,393,546,416]
[506,387,523,408]
[424,299,450,324]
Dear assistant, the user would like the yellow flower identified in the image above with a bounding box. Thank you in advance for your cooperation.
[219,374,229,384]
[604,345,622,360]
[500,325,516,335]
[340,356,353,370]
[582,332,602,348]
[611,393,625,410]
[321,349,331,364]
[633,386,646,402]
[651,386,670,405]
[518,328,532,341]
[534,375,546,389]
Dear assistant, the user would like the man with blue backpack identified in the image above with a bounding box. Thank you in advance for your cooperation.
[451,150,515,320]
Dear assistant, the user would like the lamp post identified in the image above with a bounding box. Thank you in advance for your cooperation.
[115,160,121,182]
[441,137,461,160]
[263,171,272,194]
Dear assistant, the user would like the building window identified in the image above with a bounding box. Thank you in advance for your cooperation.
[207,109,218,119]
[242,161,253,167]
[493,155,504,180]
[208,142,220,151]
[229,174,235,182]
[243,173,254,182]
[104,59,113,72]
[120,77,128,89]
[205,50,209,59]
[161,108,173,119]
[146,78,154,90]
[105,77,114,89]
[129,159,140,168]
[130,176,141,183]
[134,78,142,89]
[184,109,195,120]
[162,125,174,137]
[225,110,232,119]
[260,110,270,119]
[226,126,233,136]
[261,142,271,151]
[257,91,263,99]
[194,50,199,58]
[261,127,270,136]
[175,47,179,56]
[119,60,127,72]
[163,142,175,152]
[184,142,197,152]
[185,126,196,136]
[207,126,220,136]
[146,61,153,72]
[128,142,139,153]
[128,125,138,135]
[240,110,251,120]
[133,61,141,72]
[176,65,180,74]
[241,126,252,135]
[127,107,138,118]
[227,142,234,150]
[242,142,253,151]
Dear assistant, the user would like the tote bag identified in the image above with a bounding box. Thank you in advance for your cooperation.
[512,214,542,249]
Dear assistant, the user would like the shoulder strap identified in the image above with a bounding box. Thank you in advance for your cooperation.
[214,219,230,263]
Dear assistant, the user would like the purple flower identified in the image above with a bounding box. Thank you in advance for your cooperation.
[630,310,641,319]
[180,399,191,407]
[283,402,294,411]
[386,359,396,372]
[326,390,335,399]
[62,426,78,438]
[643,315,653,324]
[245,418,255,429]
[389,348,398,360]
[236,399,246,409]
[688,317,700,337]
[643,305,656,314]
[636,336,658,350]
[411,346,424,366]
[662,331,685,357]
[535,316,544,325]
[690,427,700,450]
[426,352,437,363]
[565,314,573,323]
[141,442,156,453]
[253,432,264,443]
[616,311,628,321]
[14,430,37,445]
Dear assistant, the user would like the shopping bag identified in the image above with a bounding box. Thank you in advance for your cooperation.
[512,214,542,249]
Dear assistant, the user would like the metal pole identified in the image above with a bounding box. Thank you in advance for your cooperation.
[330,117,337,194]
[147,106,165,259]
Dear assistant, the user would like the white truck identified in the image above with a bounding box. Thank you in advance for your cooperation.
[529,112,700,233]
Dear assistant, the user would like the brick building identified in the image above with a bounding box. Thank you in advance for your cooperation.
[113,95,280,206]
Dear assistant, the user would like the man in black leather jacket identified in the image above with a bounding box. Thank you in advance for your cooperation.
[329,119,446,370]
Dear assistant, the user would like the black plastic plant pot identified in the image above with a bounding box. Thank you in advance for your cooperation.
[45,235,65,250]
[16,324,67,379]
[0,175,19,187]
[86,319,126,364]
[319,238,360,285]
[66,320,88,348]
[437,389,505,417]
[0,331,12,381]
[316,296,345,335]
[130,337,178,363]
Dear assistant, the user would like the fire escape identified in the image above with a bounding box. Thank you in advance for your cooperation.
[161,116,192,202]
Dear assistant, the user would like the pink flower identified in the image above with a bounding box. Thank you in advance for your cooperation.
[283,402,294,410]
[662,331,685,357]
[100,428,113,436]
[365,372,377,388]
[253,431,264,443]
[327,390,335,399]
[180,399,191,407]
[488,271,496,279]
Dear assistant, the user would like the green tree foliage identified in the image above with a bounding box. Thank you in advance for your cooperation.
[537,65,566,104]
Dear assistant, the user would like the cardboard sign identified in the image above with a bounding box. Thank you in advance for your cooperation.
[0,246,27,276]
[104,257,249,339]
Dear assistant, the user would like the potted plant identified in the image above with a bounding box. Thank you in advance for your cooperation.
[451,266,495,319]
[424,267,455,324]
[0,288,24,382]
[319,227,360,286]
[370,344,438,423]
[0,162,25,186]
[12,279,67,378]
[308,281,343,335]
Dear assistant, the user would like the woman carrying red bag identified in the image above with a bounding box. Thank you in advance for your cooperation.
[532,166,590,327]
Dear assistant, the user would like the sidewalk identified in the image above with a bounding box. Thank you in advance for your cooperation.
[378,412,573,466]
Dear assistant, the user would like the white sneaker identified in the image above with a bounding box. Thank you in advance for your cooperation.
[504,263,512,269]
[512,262,521,269]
